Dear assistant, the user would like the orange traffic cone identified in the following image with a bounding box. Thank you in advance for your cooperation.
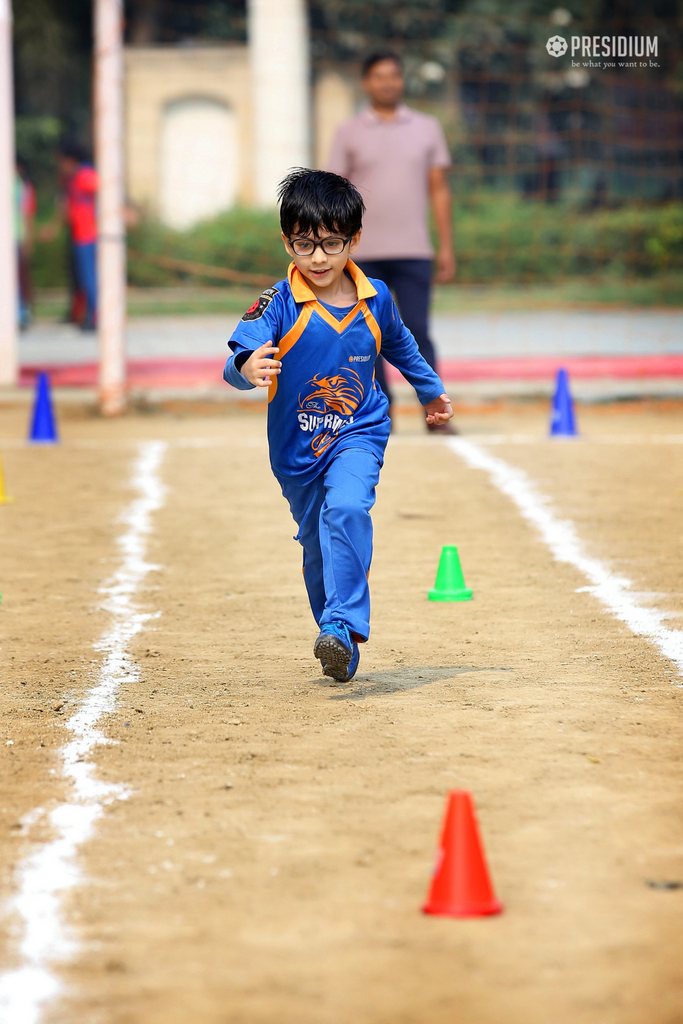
[422,790,503,917]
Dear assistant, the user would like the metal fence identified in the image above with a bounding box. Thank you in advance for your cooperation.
[311,6,683,205]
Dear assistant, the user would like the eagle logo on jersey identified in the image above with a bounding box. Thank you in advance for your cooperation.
[297,368,364,457]
[300,369,363,416]
[241,286,278,321]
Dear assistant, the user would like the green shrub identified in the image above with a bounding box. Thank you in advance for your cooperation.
[126,208,287,286]
[451,196,683,282]
[15,115,62,199]
[31,230,69,288]
[30,196,683,289]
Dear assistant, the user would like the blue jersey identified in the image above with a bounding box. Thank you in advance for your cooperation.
[223,260,444,484]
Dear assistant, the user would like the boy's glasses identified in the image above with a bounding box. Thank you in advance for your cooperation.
[288,236,351,256]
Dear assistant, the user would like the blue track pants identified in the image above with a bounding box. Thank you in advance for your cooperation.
[280,447,381,642]
[73,241,98,322]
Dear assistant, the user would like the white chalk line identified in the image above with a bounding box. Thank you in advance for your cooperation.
[459,433,683,446]
[0,440,167,1024]
[448,437,683,678]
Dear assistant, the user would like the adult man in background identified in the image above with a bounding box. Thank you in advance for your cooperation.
[328,50,456,432]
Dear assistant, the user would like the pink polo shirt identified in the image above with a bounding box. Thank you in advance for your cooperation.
[328,105,450,261]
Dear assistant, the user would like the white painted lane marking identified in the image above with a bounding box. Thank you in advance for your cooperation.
[449,438,683,677]
[464,434,683,446]
[388,434,683,448]
[0,440,167,1024]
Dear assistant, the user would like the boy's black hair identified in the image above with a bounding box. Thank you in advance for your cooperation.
[278,168,365,239]
[361,49,403,77]
[57,138,89,164]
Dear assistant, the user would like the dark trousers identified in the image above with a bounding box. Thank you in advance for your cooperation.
[356,258,436,406]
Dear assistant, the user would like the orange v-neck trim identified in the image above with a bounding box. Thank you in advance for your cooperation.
[287,259,378,304]
[313,300,363,334]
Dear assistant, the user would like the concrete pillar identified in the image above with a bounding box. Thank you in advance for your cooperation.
[0,0,17,386]
[95,0,127,415]
[248,0,310,207]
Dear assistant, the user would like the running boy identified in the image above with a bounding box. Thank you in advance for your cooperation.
[223,169,453,682]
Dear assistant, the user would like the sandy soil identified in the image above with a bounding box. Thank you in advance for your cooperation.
[0,400,682,1024]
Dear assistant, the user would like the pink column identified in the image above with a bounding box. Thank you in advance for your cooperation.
[95,0,127,415]
[0,0,17,386]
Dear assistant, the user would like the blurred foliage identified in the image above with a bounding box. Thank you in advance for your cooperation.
[15,115,62,197]
[13,0,92,196]
[29,206,286,289]
[13,0,92,126]
[124,0,246,44]
[126,208,288,285]
[31,229,71,289]
[130,197,683,285]
[451,194,683,280]
[30,195,683,289]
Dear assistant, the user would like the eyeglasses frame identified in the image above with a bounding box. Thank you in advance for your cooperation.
[287,235,353,257]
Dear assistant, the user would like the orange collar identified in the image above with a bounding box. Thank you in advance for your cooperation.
[287,259,378,304]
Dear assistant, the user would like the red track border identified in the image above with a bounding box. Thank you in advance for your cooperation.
[18,353,683,390]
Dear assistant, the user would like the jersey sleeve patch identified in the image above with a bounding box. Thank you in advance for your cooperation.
[241,286,279,321]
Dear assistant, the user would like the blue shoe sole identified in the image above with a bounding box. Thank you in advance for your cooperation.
[321,654,359,682]
[314,634,353,681]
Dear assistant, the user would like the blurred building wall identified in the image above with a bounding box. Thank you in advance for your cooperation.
[124,47,358,224]
[124,0,315,223]
[124,46,253,221]
[159,97,239,229]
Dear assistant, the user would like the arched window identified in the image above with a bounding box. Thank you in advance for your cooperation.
[160,97,238,229]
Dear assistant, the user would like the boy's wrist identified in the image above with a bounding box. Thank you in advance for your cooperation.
[234,350,253,376]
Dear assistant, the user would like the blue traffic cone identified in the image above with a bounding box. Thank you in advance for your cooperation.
[549,367,577,437]
[29,373,59,444]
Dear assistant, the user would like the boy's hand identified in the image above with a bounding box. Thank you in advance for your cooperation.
[424,393,453,426]
[241,341,282,387]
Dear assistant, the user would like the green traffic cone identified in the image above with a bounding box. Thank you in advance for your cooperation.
[428,545,473,602]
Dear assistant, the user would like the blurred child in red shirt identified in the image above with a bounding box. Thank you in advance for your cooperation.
[42,141,99,330]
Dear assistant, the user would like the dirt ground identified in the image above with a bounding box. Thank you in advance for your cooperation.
[1,398,682,1024]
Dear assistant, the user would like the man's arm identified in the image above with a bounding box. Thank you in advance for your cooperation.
[428,166,456,284]
[326,124,350,177]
